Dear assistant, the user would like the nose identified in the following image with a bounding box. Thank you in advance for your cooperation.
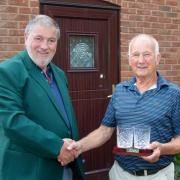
[138,54,145,63]
[40,39,49,49]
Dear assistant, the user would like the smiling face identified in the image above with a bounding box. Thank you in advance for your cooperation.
[25,24,58,69]
[129,37,160,81]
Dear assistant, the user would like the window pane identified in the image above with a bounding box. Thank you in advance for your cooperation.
[70,36,94,68]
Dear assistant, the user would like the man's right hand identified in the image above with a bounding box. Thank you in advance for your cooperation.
[57,139,77,166]
[67,140,82,158]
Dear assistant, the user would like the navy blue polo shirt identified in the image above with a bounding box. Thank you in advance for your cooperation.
[42,67,71,131]
[102,73,180,171]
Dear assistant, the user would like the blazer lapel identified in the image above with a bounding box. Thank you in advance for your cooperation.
[20,51,70,128]
[51,66,73,129]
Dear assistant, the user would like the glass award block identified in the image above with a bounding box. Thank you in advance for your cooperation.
[134,126,151,149]
[113,126,152,156]
[117,127,133,148]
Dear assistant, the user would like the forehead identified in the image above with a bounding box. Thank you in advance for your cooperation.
[30,24,57,38]
[131,38,154,52]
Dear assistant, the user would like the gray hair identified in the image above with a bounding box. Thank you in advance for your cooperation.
[128,34,159,56]
[25,15,60,40]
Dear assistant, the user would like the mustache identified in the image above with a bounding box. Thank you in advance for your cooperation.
[37,48,49,54]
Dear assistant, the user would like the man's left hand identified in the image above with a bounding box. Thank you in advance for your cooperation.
[141,141,162,163]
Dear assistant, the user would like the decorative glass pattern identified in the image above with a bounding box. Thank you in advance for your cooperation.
[70,36,94,68]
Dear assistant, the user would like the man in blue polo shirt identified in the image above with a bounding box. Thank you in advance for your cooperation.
[66,34,180,180]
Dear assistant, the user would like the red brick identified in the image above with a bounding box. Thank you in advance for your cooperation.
[128,2,144,9]
[0,44,23,51]
[30,0,39,7]
[152,11,165,17]
[172,65,180,70]
[165,23,178,29]
[144,16,158,22]
[158,17,171,23]
[0,36,19,44]
[144,28,159,34]
[19,7,32,14]
[159,64,172,71]
[143,3,159,10]
[151,22,165,28]
[0,21,18,28]
[136,21,151,28]
[0,6,18,13]
[121,8,136,14]
[166,0,178,6]
[9,29,24,36]
[8,0,28,6]
[165,59,178,64]
[0,29,9,36]
[166,12,177,18]
[128,15,144,21]
[0,0,7,5]
[137,9,151,15]
[151,0,165,5]
[159,5,171,12]
[19,20,28,27]
[31,8,39,14]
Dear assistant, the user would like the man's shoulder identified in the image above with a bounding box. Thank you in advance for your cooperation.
[0,51,25,69]
[167,81,180,95]
[160,75,180,90]
[116,79,133,89]
[158,73,179,91]
[0,51,28,85]
[158,76,180,99]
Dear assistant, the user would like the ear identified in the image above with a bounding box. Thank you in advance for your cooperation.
[24,33,29,44]
[156,53,161,66]
[128,54,132,66]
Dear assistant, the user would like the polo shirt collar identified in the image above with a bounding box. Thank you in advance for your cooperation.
[122,72,169,91]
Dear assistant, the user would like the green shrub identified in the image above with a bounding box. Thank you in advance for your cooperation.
[174,154,180,180]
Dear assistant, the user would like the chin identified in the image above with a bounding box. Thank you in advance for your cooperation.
[136,73,147,78]
[136,71,148,76]
[39,60,51,67]
[32,58,52,68]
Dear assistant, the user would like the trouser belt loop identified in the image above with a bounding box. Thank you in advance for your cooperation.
[144,170,148,176]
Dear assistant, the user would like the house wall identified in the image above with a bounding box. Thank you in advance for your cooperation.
[0,0,179,85]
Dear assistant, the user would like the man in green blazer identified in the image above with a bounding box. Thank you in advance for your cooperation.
[0,15,85,180]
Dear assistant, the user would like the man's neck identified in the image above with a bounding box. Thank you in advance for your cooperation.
[41,66,47,73]
[136,73,157,94]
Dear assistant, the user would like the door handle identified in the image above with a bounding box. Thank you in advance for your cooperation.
[107,84,115,98]
[107,95,112,98]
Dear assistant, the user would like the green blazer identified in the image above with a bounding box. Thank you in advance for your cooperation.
[0,50,85,180]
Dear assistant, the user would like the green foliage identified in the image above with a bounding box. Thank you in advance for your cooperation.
[174,154,180,180]
[176,154,180,164]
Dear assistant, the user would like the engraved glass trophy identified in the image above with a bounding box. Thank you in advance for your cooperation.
[113,126,152,156]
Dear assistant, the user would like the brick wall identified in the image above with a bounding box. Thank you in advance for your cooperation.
[0,0,179,85]
[0,0,39,60]
[108,0,180,85]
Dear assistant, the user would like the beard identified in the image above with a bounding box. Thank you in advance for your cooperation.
[27,47,55,69]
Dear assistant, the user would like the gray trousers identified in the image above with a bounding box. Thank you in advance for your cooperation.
[63,166,73,180]
[109,161,174,180]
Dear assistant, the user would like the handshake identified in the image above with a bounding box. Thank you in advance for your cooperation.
[57,138,82,166]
